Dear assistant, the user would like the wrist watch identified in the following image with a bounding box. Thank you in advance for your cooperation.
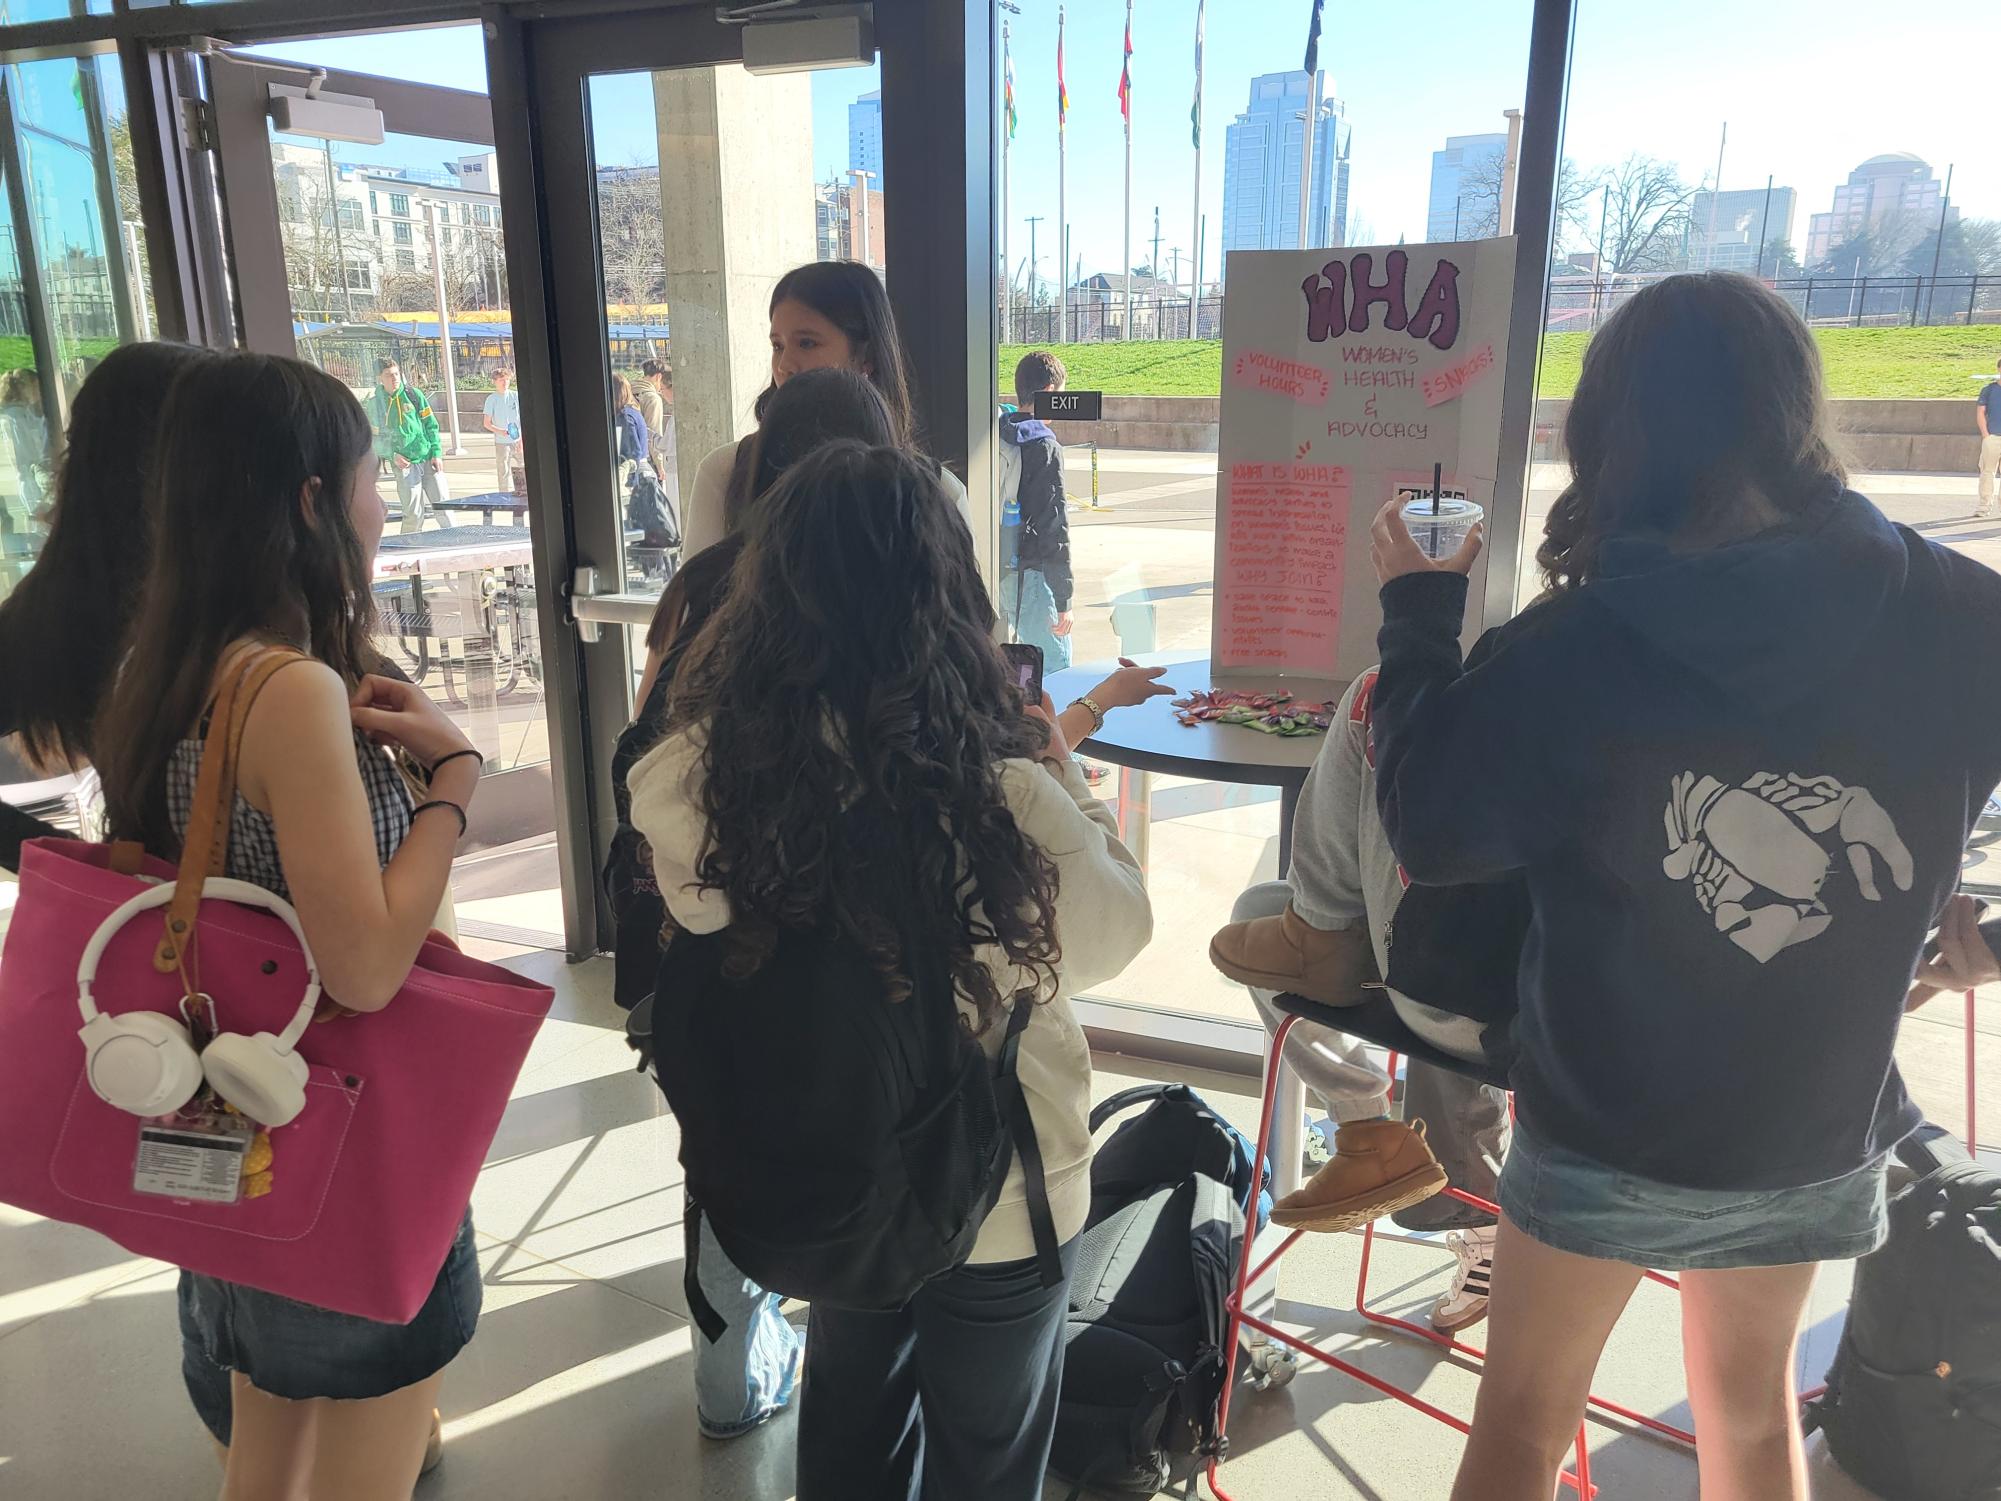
[1070,695,1107,734]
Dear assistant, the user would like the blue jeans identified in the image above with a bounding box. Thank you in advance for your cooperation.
[692,1199,803,1438]
[1001,567,1071,674]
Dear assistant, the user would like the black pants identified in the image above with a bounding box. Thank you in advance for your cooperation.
[797,1238,1079,1501]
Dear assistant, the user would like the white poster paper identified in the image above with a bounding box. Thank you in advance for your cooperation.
[1211,237,1518,682]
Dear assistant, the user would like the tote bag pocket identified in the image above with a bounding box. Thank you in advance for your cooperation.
[50,1065,361,1246]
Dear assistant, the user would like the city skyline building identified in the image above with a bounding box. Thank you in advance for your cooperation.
[1807,152,1953,264]
[1426,131,1508,242]
[1219,70,1350,267]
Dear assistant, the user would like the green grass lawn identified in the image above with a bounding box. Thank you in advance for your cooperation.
[1004,324,2001,402]
[0,334,122,379]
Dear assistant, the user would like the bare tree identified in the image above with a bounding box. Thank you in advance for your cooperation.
[277,173,374,324]
[1584,154,1699,274]
[595,164,667,323]
[1456,151,1598,256]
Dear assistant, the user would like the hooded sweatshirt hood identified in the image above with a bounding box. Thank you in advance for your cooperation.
[1587,491,1907,711]
[1000,410,1057,447]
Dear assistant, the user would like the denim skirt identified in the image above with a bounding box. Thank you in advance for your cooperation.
[1498,1120,1888,1271]
[181,1210,481,1442]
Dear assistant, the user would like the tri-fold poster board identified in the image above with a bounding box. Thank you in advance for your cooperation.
[1212,237,1519,683]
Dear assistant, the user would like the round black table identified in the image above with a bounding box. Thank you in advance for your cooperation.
[1045,652,1344,874]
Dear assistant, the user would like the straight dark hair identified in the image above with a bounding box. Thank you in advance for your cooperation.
[1538,272,1845,591]
[667,442,1059,1033]
[0,341,214,768]
[753,261,915,444]
[721,366,897,539]
[97,353,378,857]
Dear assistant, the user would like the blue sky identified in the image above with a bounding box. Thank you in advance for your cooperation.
[238,3,1996,285]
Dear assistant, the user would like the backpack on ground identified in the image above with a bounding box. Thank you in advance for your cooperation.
[1804,1128,2001,1501]
[626,852,1061,1336]
[1049,1084,1267,1497]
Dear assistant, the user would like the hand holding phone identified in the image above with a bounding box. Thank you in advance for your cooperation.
[999,642,1045,706]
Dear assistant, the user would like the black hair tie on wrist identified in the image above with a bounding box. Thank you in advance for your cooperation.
[428,748,484,777]
[412,800,468,839]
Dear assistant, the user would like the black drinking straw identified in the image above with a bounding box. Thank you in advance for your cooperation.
[1429,461,1443,555]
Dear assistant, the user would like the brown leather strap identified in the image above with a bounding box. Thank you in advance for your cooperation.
[153,645,310,975]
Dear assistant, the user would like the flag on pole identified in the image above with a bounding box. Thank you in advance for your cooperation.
[1004,34,1017,139]
[1057,10,1069,131]
[1304,0,1325,75]
[1118,2,1134,134]
[1192,0,1205,148]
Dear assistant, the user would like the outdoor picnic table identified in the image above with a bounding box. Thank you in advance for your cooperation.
[437,491,532,526]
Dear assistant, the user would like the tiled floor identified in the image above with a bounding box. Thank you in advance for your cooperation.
[0,941,1924,1499]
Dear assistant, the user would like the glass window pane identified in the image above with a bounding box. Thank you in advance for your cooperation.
[1004,1,1533,1026]
[582,59,882,607]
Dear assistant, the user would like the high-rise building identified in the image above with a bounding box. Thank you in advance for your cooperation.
[847,89,884,190]
[1220,71,1350,265]
[1689,185,1798,273]
[1807,153,1953,264]
[1426,132,1508,242]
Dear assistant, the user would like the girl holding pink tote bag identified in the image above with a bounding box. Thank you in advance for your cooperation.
[68,353,525,1498]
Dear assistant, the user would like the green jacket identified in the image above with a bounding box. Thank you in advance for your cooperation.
[369,383,442,465]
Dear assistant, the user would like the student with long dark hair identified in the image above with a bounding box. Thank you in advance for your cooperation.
[629,443,1150,1498]
[0,341,213,869]
[1363,273,2001,1501]
[681,260,966,557]
[94,352,485,1501]
[608,367,898,1439]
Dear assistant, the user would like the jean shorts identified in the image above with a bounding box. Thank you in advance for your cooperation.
[181,1210,481,1442]
[1498,1120,1889,1271]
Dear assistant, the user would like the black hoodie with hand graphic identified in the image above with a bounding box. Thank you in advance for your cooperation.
[1370,492,2001,1191]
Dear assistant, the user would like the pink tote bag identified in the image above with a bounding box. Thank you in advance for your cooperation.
[0,655,554,1323]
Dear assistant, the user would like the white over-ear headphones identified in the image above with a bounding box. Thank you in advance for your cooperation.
[76,878,323,1128]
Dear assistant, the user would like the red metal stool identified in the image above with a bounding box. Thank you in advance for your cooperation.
[1208,987,1986,1498]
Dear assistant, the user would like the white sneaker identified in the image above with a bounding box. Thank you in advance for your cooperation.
[1430,1224,1497,1334]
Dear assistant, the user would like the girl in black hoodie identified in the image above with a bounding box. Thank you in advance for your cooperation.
[1367,272,2001,1501]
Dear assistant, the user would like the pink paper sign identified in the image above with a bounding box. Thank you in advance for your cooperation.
[1419,341,1496,407]
[1217,461,1351,672]
[1230,350,1332,406]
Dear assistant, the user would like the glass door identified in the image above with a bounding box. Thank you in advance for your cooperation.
[488,4,994,957]
[205,39,562,952]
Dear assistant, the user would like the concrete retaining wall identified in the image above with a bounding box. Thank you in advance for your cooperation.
[1053,394,1980,473]
[1534,397,1980,473]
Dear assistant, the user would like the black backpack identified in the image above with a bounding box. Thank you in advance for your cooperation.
[625,466,681,550]
[1049,1085,1258,1497]
[1805,1131,2001,1501]
[628,885,1061,1336]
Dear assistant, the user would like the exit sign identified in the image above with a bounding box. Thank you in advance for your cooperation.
[1034,389,1103,421]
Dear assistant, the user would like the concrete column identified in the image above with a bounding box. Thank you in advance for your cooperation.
[653,65,814,505]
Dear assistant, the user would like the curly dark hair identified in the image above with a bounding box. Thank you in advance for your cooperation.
[666,441,1060,1031]
[1538,272,1845,592]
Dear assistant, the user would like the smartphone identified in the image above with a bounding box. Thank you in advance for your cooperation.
[1000,642,1045,705]
[1924,899,1993,963]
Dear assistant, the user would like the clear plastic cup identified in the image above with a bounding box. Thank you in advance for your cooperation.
[1400,494,1484,560]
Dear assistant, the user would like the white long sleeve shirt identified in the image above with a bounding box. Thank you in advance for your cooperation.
[628,730,1152,1263]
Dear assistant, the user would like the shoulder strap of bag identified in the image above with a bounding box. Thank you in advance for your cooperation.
[152,645,310,977]
[1089,1083,1179,1135]
[990,992,1065,1290]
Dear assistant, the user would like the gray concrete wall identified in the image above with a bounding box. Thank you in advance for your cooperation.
[1533,396,1980,473]
[1048,393,1979,474]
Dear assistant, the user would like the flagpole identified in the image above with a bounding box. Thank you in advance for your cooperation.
[1190,0,1204,337]
[1057,5,1068,345]
[1001,20,1011,343]
[1121,0,1134,341]
[1297,69,1319,251]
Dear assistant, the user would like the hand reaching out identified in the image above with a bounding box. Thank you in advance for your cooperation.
[1090,658,1176,711]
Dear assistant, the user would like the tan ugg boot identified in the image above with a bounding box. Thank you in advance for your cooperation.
[1269,1118,1448,1233]
[1209,903,1377,1004]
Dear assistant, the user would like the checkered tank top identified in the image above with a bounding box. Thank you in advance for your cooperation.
[163,728,415,901]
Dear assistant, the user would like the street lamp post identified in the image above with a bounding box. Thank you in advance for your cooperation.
[425,202,465,457]
[849,168,877,270]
